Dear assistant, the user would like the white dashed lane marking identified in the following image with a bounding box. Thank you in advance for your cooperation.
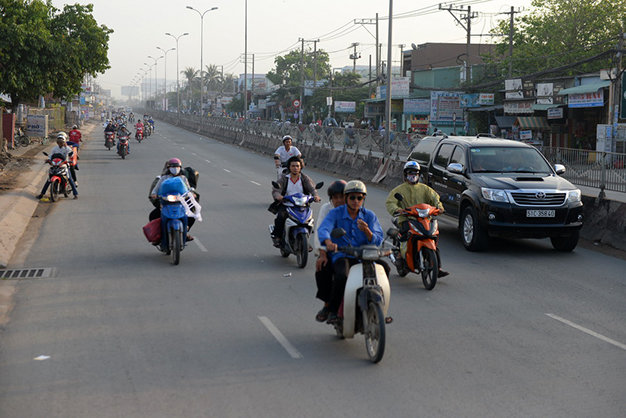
[258,316,303,359]
[546,314,626,351]
[250,181,261,186]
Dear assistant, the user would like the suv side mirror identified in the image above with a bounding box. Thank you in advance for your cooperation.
[447,163,464,174]
[554,164,566,175]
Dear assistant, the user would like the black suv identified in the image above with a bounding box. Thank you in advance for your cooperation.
[408,135,584,251]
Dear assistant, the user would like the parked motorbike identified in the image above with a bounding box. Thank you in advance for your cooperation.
[42,152,71,202]
[105,131,115,150]
[117,134,129,159]
[329,228,391,363]
[135,127,144,143]
[157,177,202,265]
[387,193,441,290]
[269,181,323,268]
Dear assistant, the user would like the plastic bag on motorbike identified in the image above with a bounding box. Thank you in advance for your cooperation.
[142,218,161,244]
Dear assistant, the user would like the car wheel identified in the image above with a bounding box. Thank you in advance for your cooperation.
[550,231,579,252]
[460,206,488,251]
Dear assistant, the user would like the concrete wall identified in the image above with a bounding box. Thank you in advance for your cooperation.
[154,111,626,252]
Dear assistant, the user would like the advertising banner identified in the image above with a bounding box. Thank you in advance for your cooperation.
[335,101,356,113]
[430,91,461,121]
[568,90,604,108]
[547,107,564,119]
[377,77,410,99]
[504,101,533,114]
[460,94,480,108]
[26,114,48,137]
[520,130,532,140]
[403,98,430,114]
[505,79,524,99]
[478,93,494,105]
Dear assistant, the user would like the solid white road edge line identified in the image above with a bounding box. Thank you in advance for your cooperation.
[205,159,211,163]
[258,316,303,359]
[250,180,261,186]
[546,313,626,351]
[223,169,231,173]
[194,238,208,252]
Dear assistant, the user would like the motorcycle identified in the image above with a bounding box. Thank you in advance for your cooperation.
[329,228,391,363]
[105,131,115,150]
[135,127,144,142]
[269,181,323,268]
[387,193,441,290]
[276,162,288,181]
[157,177,202,265]
[42,152,71,202]
[144,123,152,137]
[117,134,129,159]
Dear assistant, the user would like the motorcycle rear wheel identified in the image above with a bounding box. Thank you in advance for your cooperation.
[364,301,385,363]
[50,179,59,202]
[420,247,439,290]
[170,228,181,265]
[296,234,308,268]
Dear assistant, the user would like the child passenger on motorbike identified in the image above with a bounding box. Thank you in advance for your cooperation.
[317,180,385,324]
[385,161,448,277]
[313,180,346,322]
[270,156,321,247]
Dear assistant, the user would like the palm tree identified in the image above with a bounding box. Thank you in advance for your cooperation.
[203,64,223,93]
[181,67,199,110]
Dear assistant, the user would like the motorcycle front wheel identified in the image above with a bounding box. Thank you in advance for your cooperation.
[420,247,439,290]
[296,233,308,268]
[170,228,181,265]
[364,301,385,363]
[50,179,59,202]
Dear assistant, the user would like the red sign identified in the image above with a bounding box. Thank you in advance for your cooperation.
[293,99,300,108]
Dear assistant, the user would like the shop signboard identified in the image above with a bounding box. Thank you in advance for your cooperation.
[460,94,480,108]
[258,99,267,109]
[26,114,48,137]
[505,79,524,99]
[504,101,533,114]
[334,101,356,113]
[568,90,604,108]
[547,107,564,119]
[520,130,532,140]
[430,91,461,121]
[403,98,430,114]
[376,77,410,99]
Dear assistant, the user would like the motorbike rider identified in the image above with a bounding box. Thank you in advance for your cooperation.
[274,135,302,179]
[385,161,448,277]
[68,125,82,154]
[270,156,320,247]
[317,180,385,324]
[313,180,346,322]
[36,133,78,200]
[104,120,116,143]
[135,119,144,139]
[149,158,195,240]
[117,124,131,154]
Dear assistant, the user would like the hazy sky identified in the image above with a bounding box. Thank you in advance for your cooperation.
[50,0,533,98]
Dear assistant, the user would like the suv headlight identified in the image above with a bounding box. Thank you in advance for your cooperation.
[481,187,510,203]
[567,189,581,203]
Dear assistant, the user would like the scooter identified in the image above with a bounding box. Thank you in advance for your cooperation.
[43,152,71,202]
[157,177,202,265]
[269,181,323,268]
[276,162,288,181]
[105,131,115,150]
[329,228,391,363]
[387,193,441,290]
[117,134,129,159]
[135,127,144,142]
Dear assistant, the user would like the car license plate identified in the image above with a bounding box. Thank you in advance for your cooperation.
[526,209,555,218]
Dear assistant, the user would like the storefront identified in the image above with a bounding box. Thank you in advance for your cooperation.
[557,81,609,149]
[514,116,550,146]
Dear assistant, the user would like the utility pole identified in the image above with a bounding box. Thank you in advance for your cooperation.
[312,39,319,121]
[350,42,361,73]
[398,44,405,76]
[251,53,255,110]
[500,6,521,77]
[300,38,304,123]
[244,0,248,118]
[439,3,478,83]
[384,0,393,156]
[354,14,379,83]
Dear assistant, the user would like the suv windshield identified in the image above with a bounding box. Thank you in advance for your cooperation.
[469,147,552,174]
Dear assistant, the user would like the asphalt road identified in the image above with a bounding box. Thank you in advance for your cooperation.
[1,120,624,417]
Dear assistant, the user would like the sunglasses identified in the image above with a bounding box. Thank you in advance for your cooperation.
[348,195,364,201]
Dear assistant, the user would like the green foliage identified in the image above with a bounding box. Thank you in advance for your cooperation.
[486,0,626,78]
[0,0,112,109]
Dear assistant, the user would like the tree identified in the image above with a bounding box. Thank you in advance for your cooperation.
[181,67,199,110]
[0,0,112,110]
[203,64,222,93]
[486,0,626,78]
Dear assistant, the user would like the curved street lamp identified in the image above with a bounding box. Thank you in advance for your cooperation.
[157,46,176,110]
[186,5,218,119]
[165,32,189,121]
[147,55,164,108]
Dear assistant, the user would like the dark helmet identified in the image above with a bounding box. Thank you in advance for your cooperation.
[167,158,182,167]
[327,180,347,197]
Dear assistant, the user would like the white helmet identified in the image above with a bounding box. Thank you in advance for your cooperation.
[56,132,68,142]
[344,180,367,195]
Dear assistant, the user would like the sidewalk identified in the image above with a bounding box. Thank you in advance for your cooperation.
[578,185,626,203]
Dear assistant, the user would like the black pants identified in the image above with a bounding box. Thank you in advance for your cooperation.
[315,261,334,303]
[272,206,288,240]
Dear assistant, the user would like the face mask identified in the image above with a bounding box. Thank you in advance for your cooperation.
[169,167,181,175]
[406,174,418,184]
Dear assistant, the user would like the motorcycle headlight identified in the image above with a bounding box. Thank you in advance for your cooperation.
[567,189,581,203]
[416,208,430,218]
[166,194,180,202]
[292,196,307,206]
[481,187,510,203]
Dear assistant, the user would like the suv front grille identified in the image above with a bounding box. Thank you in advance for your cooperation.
[510,192,566,206]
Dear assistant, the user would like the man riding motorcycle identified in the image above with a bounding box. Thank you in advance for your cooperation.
[274,135,302,180]
[36,133,78,200]
[116,125,131,154]
[317,180,385,324]
[385,161,449,277]
[135,119,144,140]
[270,156,320,247]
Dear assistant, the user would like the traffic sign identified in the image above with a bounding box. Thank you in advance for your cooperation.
[293,99,300,108]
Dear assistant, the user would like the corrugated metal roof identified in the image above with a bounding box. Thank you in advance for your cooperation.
[495,116,516,128]
[557,81,610,95]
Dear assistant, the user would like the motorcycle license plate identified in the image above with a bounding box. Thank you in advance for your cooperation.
[526,210,555,218]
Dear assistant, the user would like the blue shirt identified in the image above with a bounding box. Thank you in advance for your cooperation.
[317,204,384,262]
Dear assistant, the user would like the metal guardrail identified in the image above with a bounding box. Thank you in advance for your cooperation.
[542,147,626,193]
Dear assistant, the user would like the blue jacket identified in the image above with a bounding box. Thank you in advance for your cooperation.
[318,204,384,262]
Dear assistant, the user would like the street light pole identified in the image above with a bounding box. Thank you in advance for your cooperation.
[384,0,393,157]
[157,46,176,111]
[187,5,218,120]
[244,0,248,119]
[166,32,189,124]
[147,55,163,109]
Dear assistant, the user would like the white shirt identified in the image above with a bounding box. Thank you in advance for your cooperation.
[285,176,303,196]
[49,145,73,161]
[274,145,301,165]
[312,202,333,256]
